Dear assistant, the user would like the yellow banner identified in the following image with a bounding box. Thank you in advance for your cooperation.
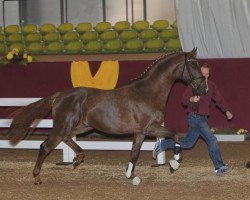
[70,60,119,89]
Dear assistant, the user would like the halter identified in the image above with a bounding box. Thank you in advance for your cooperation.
[180,53,205,88]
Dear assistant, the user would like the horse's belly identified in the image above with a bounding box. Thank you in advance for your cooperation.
[87,112,141,134]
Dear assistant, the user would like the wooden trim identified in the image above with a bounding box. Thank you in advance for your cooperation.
[34,53,164,62]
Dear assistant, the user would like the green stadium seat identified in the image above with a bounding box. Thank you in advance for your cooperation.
[103,39,123,53]
[132,20,149,32]
[5,25,20,35]
[84,40,103,53]
[151,20,169,31]
[144,38,164,52]
[58,23,74,34]
[0,43,6,54]
[26,42,44,54]
[0,33,5,43]
[8,43,25,53]
[61,31,79,43]
[159,29,178,41]
[39,24,56,35]
[25,33,42,44]
[43,32,61,43]
[100,30,118,42]
[171,20,178,29]
[113,21,131,32]
[64,41,84,54]
[75,22,93,34]
[22,24,38,35]
[94,22,112,33]
[139,29,158,41]
[123,39,143,53]
[165,38,182,51]
[6,33,23,44]
[80,31,98,43]
[119,30,137,41]
[45,41,64,54]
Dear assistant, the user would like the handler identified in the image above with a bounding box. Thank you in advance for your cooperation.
[153,63,233,176]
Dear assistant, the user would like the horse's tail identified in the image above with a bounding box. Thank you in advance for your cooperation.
[7,93,60,144]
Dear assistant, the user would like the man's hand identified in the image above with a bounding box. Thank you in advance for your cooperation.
[190,96,200,102]
[226,111,233,120]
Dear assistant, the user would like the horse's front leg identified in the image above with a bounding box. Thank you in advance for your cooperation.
[125,134,145,179]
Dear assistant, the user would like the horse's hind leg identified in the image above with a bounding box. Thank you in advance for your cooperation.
[33,134,63,184]
[125,134,145,179]
[64,138,85,169]
[64,127,94,168]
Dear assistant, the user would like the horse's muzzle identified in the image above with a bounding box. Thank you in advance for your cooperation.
[193,83,207,95]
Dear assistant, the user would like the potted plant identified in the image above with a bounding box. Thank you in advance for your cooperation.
[211,127,248,142]
[0,48,33,65]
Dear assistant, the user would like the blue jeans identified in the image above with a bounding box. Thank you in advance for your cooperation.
[160,112,225,169]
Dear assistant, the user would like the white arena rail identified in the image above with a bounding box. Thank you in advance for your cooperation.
[0,98,166,164]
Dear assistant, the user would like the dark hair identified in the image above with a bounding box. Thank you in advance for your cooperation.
[201,63,210,69]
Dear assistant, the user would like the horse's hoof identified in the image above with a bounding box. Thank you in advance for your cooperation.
[73,158,84,169]
[131,176,141,186]
[73,161,80,169]
[169,159,180,171]
[34,180,42,185]
[169,166,175,174]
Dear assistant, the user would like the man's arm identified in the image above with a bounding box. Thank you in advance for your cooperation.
[212,82,233,119]
[182,86,201,105]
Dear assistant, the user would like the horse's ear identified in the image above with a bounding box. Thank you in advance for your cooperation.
[186,47,197,59]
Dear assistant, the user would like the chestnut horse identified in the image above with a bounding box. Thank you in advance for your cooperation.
[7,49,207,184]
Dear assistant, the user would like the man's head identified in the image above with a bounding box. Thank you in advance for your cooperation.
[201,63,210,80]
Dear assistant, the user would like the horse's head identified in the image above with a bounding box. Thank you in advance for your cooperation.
[181,48,207,95]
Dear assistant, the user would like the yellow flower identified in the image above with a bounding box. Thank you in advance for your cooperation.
[27,56,33,63]
[11,48,19,54]
[210,127,216,133]
[6,53,13,60]
[23,53,28,59]
[236,128,248,135]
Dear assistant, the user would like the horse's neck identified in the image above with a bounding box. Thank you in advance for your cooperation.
[136,56,182,107]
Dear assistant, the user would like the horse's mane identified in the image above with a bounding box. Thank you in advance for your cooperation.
[128,51,183,83]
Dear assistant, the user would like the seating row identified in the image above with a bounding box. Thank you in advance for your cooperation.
[0,20,177,35]
[0,28,178,44]
[0,20,181,54]
[0,38,181,54]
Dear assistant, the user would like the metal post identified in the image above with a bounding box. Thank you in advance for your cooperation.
[143,0,147,21]
[2,0,6,28]
[60,0,64,23]
[125,0,128,21]
[102,0,106,21]
[131,0,134,23]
